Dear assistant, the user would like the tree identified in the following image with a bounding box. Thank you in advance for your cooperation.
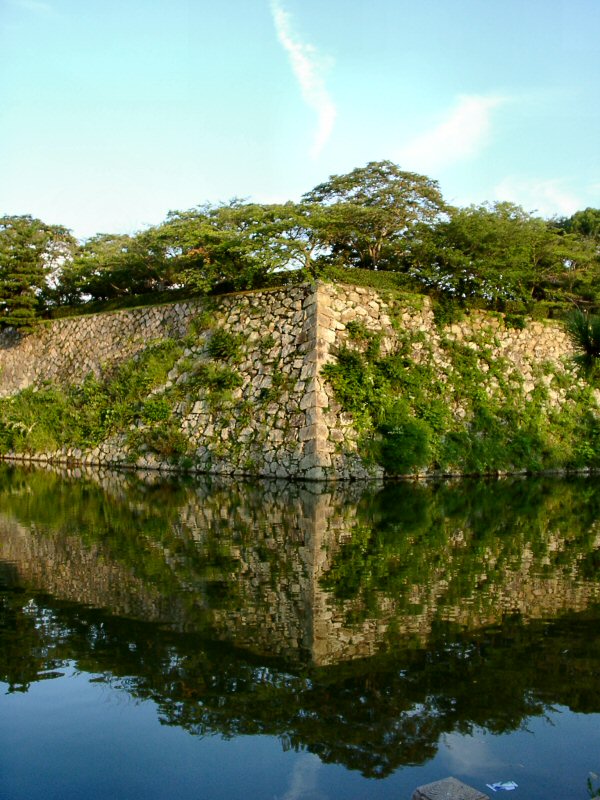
[154,200,327,291]
[155,202,280,293]
[555,207,600,243]
[0,215,75,330]
[238,201,326,278]
[408,202,599,308]
[302,160,447,270]
[60,229,179,303]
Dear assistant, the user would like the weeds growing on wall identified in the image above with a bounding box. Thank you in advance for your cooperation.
[323,310,600,477]
[0,339,184,456]
[0,305,256,469]
[206,328,243,362]
[566,311,600,381]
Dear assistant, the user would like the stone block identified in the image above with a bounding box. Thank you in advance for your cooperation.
[411,777,489,800]
[303,466,327,481]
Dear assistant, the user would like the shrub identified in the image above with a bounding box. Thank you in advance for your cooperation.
[377,413,431,475]
[141,396,172,423]
[504,313,527,330]
[206,328,242,361]
[566,310,600,364]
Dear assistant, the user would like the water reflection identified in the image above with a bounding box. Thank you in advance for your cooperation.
[1,464,600,780]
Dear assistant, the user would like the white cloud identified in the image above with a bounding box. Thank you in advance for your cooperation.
[494,176,583,217]
[270,0,336,159]
[279,753,325,800]
[397,94,506,173]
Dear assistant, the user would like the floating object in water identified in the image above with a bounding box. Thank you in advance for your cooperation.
[486,781,518,792]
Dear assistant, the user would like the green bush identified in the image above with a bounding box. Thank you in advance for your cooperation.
[130,422,190,460]
[566,310,600,363]
[377,411,431,475]
[184,363,243,398]
[141,396,172,423]
[0,340,183,455]
[206,328,243,361]
[504,313,527,330]
[432,296,465,328]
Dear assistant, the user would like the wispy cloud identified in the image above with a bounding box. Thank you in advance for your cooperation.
[279,753,324,800]
[398,94,506,173]
[441,732,506,776]
[10,0,54,13]
[494,176,583,216]
[270,0,336,158]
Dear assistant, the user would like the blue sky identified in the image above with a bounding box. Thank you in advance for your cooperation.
[1,0,599,239]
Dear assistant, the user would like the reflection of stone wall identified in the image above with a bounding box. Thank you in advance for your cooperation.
[0,283,589,480]
[310,507,600,666]
[2,467,600,667]
[0,516,171,621]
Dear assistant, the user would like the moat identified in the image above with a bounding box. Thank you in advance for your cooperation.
[1,464,599,799]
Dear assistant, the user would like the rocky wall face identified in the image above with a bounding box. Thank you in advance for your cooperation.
[0,303,196,396]
[0,282,591,479]
[314,283,595,478]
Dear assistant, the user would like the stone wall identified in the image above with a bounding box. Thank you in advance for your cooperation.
[0,282,588,479]
[0,302,194,393]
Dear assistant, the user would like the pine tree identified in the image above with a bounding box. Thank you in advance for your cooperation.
[0,215,74,331]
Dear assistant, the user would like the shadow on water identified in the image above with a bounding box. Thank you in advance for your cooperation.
[1,463,600,778]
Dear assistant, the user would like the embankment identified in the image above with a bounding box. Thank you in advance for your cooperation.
[0,282,597,479]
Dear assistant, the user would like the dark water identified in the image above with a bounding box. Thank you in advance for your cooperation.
[0,465,599,800]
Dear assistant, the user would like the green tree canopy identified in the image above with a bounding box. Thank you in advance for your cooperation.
[302,160,448,270]
[555,207,600,242]
[408,202,599,308]
[59,229,180,303]
[0,215,75,330]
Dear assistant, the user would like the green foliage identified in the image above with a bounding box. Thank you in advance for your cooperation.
[3,165,597,323]
[345,320,382,358]
[555,207,600,242]
[258,333,276,352]
[129,421,190,460]
[376,411,431,474]
[59,229,180,304]
[0,215,76,330]
[303,160,447,271]
[183,363,243,401]
[566,310,600,364]
[206,328,242,361]
[322,339,436,475]
[432,295,465,327]
[141,396,172,423]
[408,202,600,312]
[323,303,600,476]
[322,264,417,293]
[0,339,183,455]
[504,313,527,330]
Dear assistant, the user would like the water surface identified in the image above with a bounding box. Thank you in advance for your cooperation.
[1,465,599,799]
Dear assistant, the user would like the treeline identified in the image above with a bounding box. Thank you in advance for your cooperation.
[1,161,599,330]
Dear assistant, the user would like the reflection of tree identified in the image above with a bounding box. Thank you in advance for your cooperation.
[2,589,600,778]
[0,463,318,657]
[0,582,72,693]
